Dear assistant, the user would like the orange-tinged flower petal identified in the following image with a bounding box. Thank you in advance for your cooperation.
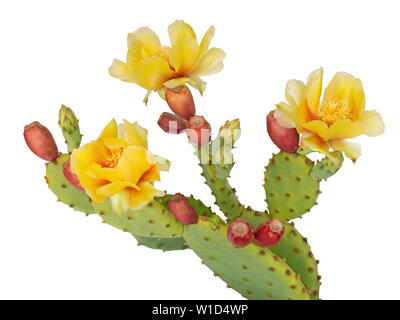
[169,38,200,74]
[302,120,329,141]
[128,27,162,56]
[285,79,305,107]
[96,181,140,198]
[129,182,165,211]
[305,67,323,115]
[301,134,329,154]
[330,139,361,161]
[99,119,118,139]
[116,146,152,184]
[139,164,161,184]
[296,99,316,125]
[189,48,226,77]
[135,57,174,90]
[168,20,197,47]
[199,26,215,56]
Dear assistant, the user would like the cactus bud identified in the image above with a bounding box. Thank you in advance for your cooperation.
[24,121,58,161]
[218,119,241,146]
[157,112,187,134]
[62,158,85,192]
[58,104,79,132]
[165,85,196,119]
[266,111,299,154]
[168,193,198,225]
[186,116,211,147]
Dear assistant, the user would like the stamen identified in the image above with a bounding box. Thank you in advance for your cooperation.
[104,148,123,168]
[315,96,353,125]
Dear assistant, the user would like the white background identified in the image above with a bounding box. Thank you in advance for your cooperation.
[0,0,399,299]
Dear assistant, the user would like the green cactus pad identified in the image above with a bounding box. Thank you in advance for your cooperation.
[183,218,310,300]
[134,235,188,251]
[264,152,320,221]
[45,154,94,214]
[91,198,183,238]
[310,152,344,180]
[240,208,320,299]
[62,128,82,153]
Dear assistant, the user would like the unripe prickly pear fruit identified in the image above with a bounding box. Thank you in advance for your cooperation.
[168,193,198,225]
[218,119,241,146]
[266,111,299,154]
[227,219,255,248]
[24,121,58,161]
[62,158,84,192]
[186,116,211,146]
[253,219,285,248]
[165,85,196,119]
[157,112,187,134]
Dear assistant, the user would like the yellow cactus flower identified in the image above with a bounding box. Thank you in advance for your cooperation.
[70,119,169,215]
[274,68,385,161]
[109,20,226,103]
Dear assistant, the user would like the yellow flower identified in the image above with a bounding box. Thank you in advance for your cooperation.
[274,68,385,161]
[70,119,169,215]
[109,20,226,103]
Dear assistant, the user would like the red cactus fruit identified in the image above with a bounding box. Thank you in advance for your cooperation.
[266,111,299,154]
[24,121,58,161]
[253,219,285,248]
[62,158,85,192]
[157,112,187,134]
[165,85,196,119]
[186,115,211,146]
[227,219,255,248]
[168,193,198,225]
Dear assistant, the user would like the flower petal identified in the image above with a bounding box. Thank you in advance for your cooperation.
[169,38,200,74]
[326,119,363,140]
[302,120,329,141]
[189,48,226,77]
[128,182,164,211]
[199,26,215,56]
[330,139,361,161]
[116,146,152,184]
[99,119,118,139]
[110,189,131,216]
[168,20,197,47]
[109,59,136,83]
[153,155,171,171]
[274,102,296,128]
[91,163,122,182]
[135,57,174,90]
[120,120,147,147]
[96,181,139,198]
[285,79,305,107]
[128,27,162,56]
[305,67,323,114]
[139,164,161,183]
[164,77,191,89]
[102,137,129,149]
[359,110,385,137]
[300,134,329,154]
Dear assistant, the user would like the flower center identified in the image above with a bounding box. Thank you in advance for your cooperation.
[104,148,123,168]
[315,96,353,125]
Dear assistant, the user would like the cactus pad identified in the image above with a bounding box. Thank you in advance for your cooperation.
[310,152,344,180]
[183,218,310,300]
[134,235,188,251]
[264,152,320,221]
[45,154,94,214]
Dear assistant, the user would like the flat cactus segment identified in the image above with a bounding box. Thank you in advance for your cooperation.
[45,154,94,214]
[240,208,320,299]
[183,218,310,300]
[63,128,82,153]
[200,163,243,221]
[134,235,188,251]
[269,223,320,300]
[310,152,344,180]
[264,152,320,221]
[91,199,183,238]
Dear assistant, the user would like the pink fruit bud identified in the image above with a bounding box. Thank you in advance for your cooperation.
[266,111,299,154]
[63,158,85,192]
[253,219,285,248]
[157,112,187,134]
[168,193,198,225]
[227,219,255,248]
[24,121,58,161]
[186,116,211,146]
[165,85,196,119]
